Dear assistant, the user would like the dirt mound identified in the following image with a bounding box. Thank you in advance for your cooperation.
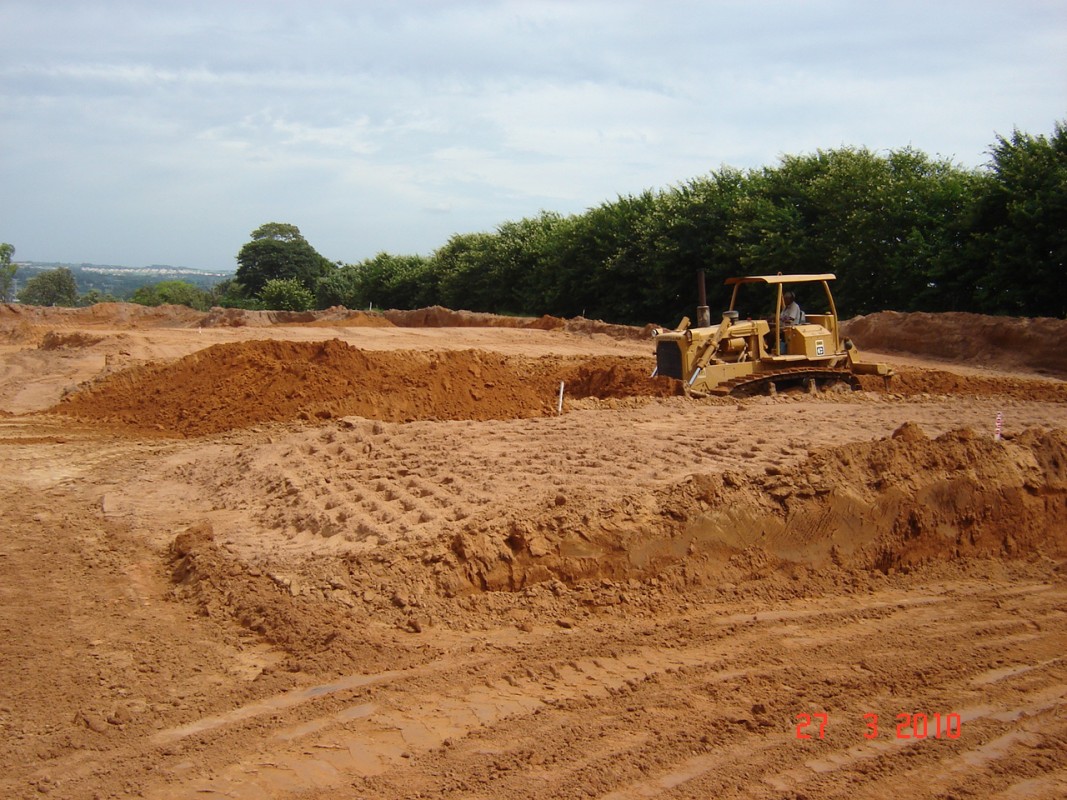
[560,357,682,399]
[2,302,399,333]
[0,301,205,329]
[300,306,397,327]
[38,331,105,350]
[168,521,416,675]
[16,301,645,338]
[10,301,1067,800]
[857,364,1067,401]
[198,303,569,333]
[197,306,394,328]
[382,306,537,328]
[53,339,554,434]
[561,315,656,340]
[51,340,677,436]
[843,311,1067,378]
[0,323,37,344]
[192,304,644,333]
[382,306,650,340]
[447,424,1067,592]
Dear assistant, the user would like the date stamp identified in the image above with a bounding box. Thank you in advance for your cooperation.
[795,712,962,740]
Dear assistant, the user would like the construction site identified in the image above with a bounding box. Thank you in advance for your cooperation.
[1,300,1065,799]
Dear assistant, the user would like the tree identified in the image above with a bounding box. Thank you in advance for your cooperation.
[318,254,435,310]
[590,180,745,324]
[315,264,366,309]
[206,278,257,309]
[0,243,15,303]
[129,280,212,310]
[258,278,315,311]
[77,289,119,307]
[433,232,499,311]
[216,126,1059,322]
[250,222,304,242]
[559,193,658,323]
[18,267,79,307]
[235,222,335,296]
[722,148,981,315]
[975,122,1067,317]
[485,212,567,314]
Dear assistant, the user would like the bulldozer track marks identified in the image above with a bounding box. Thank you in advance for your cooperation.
[10,581,1054,799]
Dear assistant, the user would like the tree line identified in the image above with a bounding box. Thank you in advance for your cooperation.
[9,121,1064,320]
[0,250,231,309]
[0,257,229,310]
[307,122,1066,322]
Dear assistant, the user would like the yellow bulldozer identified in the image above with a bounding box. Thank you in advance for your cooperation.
[651,273,892,396]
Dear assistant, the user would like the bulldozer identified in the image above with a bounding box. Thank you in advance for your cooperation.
[651,273,892,396]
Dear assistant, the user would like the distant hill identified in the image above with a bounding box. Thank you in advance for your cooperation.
[11,262,233,299]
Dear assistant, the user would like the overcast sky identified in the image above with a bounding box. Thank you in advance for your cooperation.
[2,0,1064,271]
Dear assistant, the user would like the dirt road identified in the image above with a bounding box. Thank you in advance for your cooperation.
[1,304,1065,799]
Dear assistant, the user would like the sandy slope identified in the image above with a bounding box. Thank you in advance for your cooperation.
[0,303,1065,800]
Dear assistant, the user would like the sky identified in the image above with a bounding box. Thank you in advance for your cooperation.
[1,0,1064,272]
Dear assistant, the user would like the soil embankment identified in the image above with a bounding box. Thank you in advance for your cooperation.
[843,310,1067,378]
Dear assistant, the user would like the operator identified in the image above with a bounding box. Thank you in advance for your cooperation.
[778,291,805,353]
[780,291,805,327]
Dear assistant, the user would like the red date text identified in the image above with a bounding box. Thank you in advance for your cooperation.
[794,712,961,740]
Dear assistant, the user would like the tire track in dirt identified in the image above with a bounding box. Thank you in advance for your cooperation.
[0,433,282,800]
[6,585,934,797]
[508,594,1063,800]
[143,599,915,797]
[107,578,1066,799]
[373,584,1058,800]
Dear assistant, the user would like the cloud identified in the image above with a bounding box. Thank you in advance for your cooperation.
[0,0,1064,269]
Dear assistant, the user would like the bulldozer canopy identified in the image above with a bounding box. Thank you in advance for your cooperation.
[724,273,836,286]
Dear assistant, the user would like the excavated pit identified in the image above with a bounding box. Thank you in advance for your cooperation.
[152,419,1067,690]
[163,417,1067,637]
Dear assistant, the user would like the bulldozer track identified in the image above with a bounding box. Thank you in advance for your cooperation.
[710,367,858,396]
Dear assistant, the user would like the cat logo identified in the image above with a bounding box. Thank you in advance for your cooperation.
[815,340,826,356]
